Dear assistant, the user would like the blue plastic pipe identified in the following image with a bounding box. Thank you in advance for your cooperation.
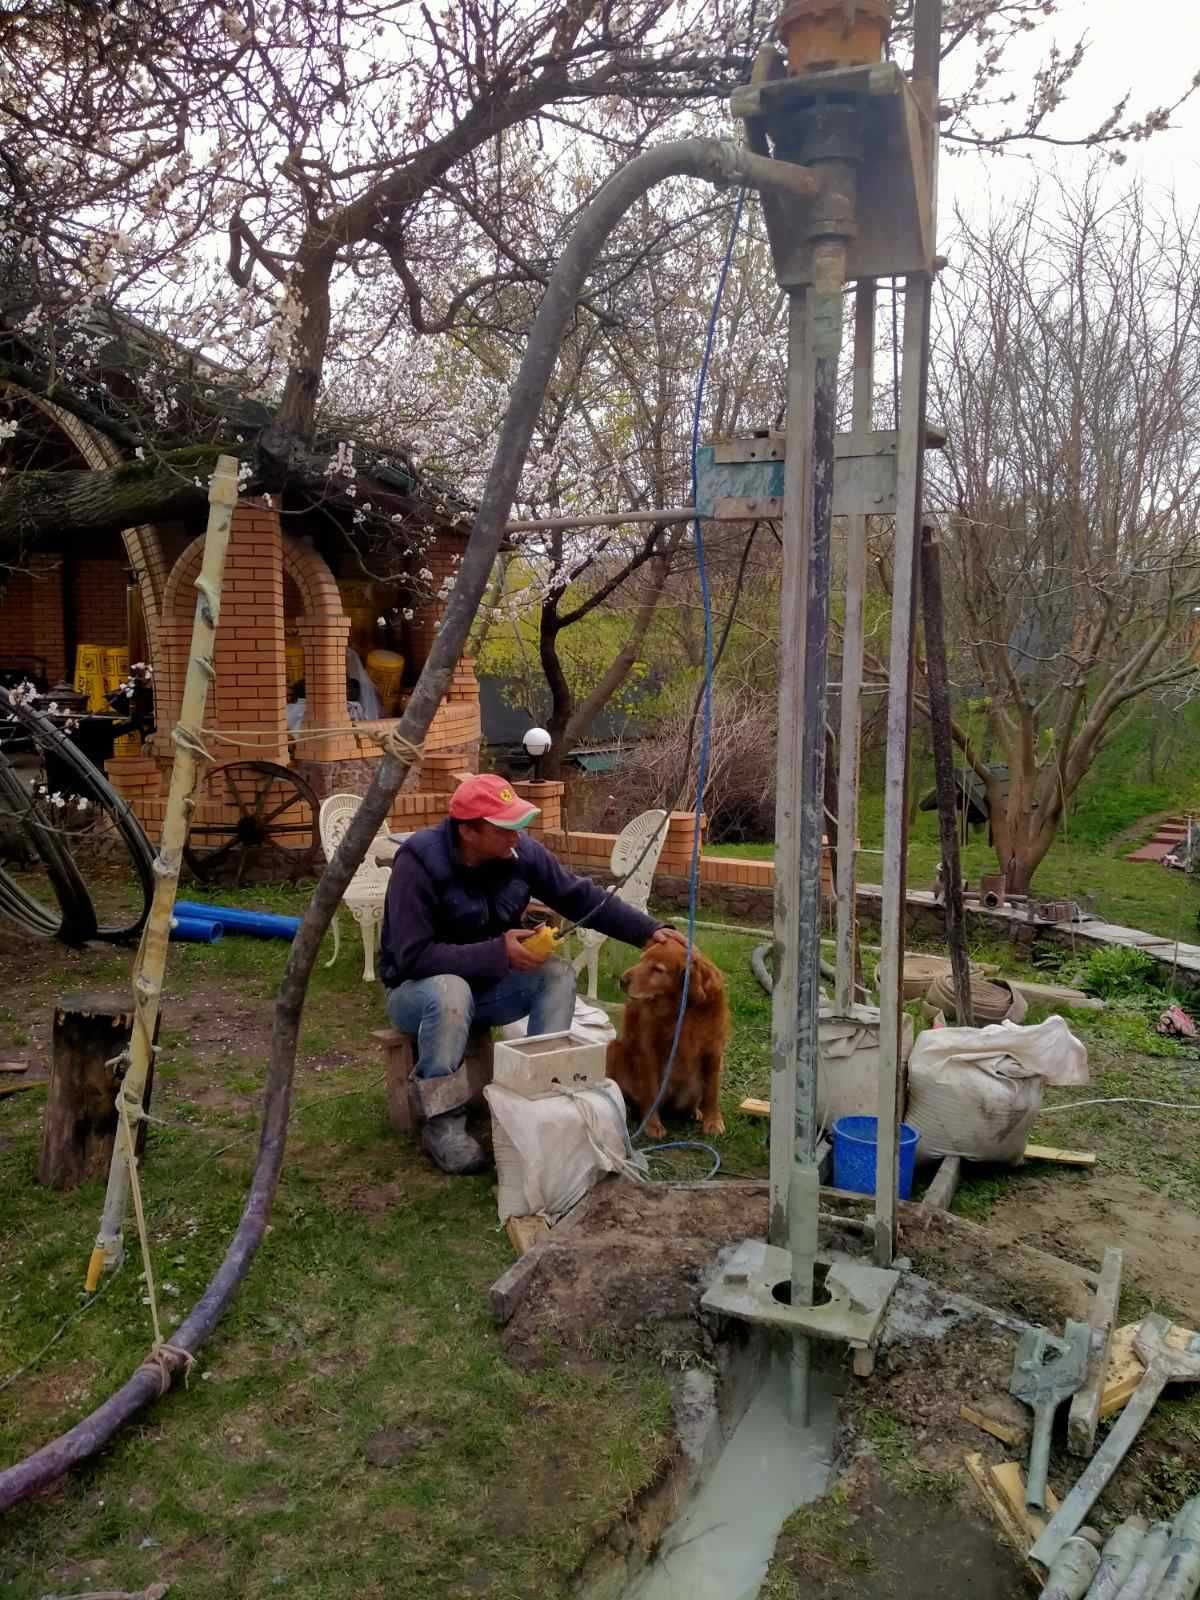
[170,915,224,944]
[174,901,301,940]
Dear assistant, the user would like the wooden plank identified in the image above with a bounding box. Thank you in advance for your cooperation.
[490,1241,555,1325]
[0,1078,41,1098]
[991,1460,1058,1541]
[923,1154,962,1212]
[505,1215,550,1256]
[965,1452,1035,1558]
[740,1097,770,1119]
[960,1400,1028,1449]
[1068,1246,1122,1457]
[1101,1320,1197,1418]
[1023,1145,1096,1168]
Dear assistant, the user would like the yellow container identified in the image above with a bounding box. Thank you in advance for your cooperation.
[366,649,405,716]
[73,643,108,712]
[102,645,130,692]
[285,644,305,687]
[778,0,890,73]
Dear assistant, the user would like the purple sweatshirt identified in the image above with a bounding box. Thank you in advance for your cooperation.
[379,819,661,989]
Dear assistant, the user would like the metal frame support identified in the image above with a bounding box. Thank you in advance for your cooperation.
[769,290,814,1250]
[873,0,942,1267]
[834,282,876,1013]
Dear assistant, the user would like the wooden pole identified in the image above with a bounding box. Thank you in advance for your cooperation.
[920,526,973,1026]
[38,994,157,1189]
[86,456,239,1291]
[834,282,875,1013]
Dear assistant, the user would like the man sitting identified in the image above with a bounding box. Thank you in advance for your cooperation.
[381,773,676,1175]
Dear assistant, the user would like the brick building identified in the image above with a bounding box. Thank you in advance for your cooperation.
[0,378,484,848]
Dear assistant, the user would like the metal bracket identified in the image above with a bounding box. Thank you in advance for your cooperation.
[696,429,910,520]
[701,1240,899,1349]
[733,60,935,286]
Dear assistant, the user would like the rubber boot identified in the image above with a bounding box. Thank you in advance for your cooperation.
[420,1109,488,1176]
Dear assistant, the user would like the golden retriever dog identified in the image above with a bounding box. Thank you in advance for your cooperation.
[606,939,730,1139]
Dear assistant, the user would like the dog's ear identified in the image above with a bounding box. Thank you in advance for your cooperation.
[689,955,711,1004]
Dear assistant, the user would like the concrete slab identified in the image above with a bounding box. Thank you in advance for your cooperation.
[701,1239,899,1350]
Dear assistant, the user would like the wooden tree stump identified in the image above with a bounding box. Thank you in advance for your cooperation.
[38,993,157,1190]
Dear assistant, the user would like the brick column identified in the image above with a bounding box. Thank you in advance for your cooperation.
[31,558,66,684]
[512,780,564,835]
[659,811,707,878]
[212,506,287,761]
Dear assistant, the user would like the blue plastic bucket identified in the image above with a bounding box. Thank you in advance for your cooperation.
[832,1116,918,1199]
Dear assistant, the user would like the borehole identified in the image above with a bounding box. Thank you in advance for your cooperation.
[771,1261,833,1307]
[622,1355,835,1600]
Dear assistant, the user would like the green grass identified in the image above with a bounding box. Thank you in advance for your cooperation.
[6,814,1200,1596]
[708,780,1200,943]
[0,899,774,1600]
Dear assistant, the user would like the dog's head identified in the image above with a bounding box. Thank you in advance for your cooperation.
[619,938,721,1005]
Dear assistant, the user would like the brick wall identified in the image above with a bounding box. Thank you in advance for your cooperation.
[0,572,35,659]
[31,560,66,683]
[73,559,129,648]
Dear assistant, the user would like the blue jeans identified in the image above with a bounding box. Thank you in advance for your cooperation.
[385,957,576,1079]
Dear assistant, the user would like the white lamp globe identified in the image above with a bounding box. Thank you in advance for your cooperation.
[522,726,552,758]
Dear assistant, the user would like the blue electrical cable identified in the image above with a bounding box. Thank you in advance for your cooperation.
[631,180,751,1170]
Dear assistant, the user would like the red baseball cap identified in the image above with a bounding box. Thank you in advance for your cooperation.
[448,773,540,831]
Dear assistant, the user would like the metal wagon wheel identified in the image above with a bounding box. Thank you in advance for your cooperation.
[184,760,319,885]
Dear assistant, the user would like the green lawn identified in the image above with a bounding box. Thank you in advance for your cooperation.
[705,786,1200,943]
[4,821,1199,1597]
[0,906,774,1600]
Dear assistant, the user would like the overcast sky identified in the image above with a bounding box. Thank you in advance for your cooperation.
[939,0,1200,221]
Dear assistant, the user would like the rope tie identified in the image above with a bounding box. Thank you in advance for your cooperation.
[139,1342,196,1396]
[369,726,425,765]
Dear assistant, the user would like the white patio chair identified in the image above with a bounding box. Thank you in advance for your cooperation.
[572,808,668,999]
[319,792,408,983]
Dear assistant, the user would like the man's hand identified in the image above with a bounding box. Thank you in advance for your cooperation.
[505,927,546,972]
[651,926,688,950]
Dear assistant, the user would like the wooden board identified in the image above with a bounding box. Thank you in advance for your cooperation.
[964,1453,1036,1562]
[991,1460,1059,1542]
[923,1155,962,1211]
[960,1400,1028,1449]
[1022,1145,1096,1168]
[505,1215,550,1256]
[1068,1246,1122,1457]
[1101,1320,1198,1418]
[745,1096,1095,1173]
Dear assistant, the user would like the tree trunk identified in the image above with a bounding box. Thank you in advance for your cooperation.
[38,993,157,1190]
[562,544,672,752]
[538,589,573,779]
[0,448,225,548]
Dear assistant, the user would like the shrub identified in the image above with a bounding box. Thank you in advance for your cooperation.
[1078,944,1165,1002]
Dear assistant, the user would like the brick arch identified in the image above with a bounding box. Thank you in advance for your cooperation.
[281,535,342,618]
[0,381,167,647]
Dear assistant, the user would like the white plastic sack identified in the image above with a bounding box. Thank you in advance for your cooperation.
[905,1015,1089,1164]
[499,996,616,1046]
[484,1078,637,1222]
